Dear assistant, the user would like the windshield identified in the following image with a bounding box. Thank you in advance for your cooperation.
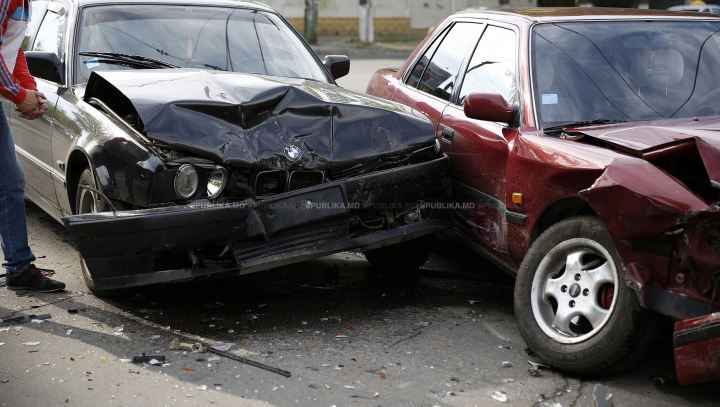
[75,5,331,84]
[532,21,720,130]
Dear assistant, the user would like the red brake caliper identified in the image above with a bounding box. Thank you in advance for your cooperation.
[600,284,615,310]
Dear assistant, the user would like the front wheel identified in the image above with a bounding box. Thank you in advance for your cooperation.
[76,169,131,298]
[514,216,659,374]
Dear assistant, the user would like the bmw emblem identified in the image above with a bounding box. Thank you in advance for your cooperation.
[284,145,301,161]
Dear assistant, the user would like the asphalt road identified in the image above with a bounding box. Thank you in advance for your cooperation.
[0,60,718,407]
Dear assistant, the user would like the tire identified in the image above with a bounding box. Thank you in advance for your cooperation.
[514,216,658,375]
[363,234,435,274]
[75,169,131,298]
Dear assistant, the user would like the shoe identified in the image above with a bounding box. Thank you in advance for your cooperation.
[6,266,65,292]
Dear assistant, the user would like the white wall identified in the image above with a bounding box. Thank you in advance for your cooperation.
[255,0,539,28]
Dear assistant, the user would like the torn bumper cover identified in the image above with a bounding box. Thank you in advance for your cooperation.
[62,156,451,290]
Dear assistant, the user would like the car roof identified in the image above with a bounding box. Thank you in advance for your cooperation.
[454,7,720,23]
[67,0,273,12]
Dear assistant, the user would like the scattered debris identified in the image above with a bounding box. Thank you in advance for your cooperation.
[380,374,387,379]
[67,309,78,314]
[211,342,235,352]
[209,345,291,377]
[488,390,507,402]
[503,378,514,383]
[344,324,354,331]
[23,342,41,346]
[170,338,206,353]
[1,314,51,327]
[450,377,460,383]
[650,376,665,385]
[150,335,161,339]
[0,343,4,346]
[501,361,513,368]
[468,300,481,304]
[373,392,379,398]
[593,384,613,407]
[30,319,44,324]
[418,322,429,327]
[131,354,166,364]
[524,347,536,357]
[324,384,331,389]
[0,379,8,384]
[196,385,207,391]
[431,390,455,398]
[181,367,195,372]
[208,356,221,362]
[119,359,131,363]
[343,385,355,389]
[528,361,550,371]
[66,329,73,336]
[334,335,348,340]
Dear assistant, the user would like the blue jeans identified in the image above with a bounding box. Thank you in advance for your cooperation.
[0,105,35,274]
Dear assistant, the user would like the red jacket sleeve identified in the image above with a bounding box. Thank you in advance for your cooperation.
[0,51,26,104]
[14,49,36,91]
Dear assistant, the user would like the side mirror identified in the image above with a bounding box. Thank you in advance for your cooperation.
[463,93,516,123]
[323,55,350,80]
[24,51,64,85]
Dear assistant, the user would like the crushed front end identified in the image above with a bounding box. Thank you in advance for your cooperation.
[63,70,452,290]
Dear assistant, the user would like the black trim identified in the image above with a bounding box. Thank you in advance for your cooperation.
[631,240,673,257]
[674,319,720,348]
[644,285,720,319]
[506,211,527,227]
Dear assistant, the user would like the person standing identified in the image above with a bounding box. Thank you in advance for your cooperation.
[2,0,65,292]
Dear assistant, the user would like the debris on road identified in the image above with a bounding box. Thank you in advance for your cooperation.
[418,322,429,327]
[210,342,235,352]
[132,354,166,364]
[343,385,355,389]
[196,385,207,391]
[373,392,379,398]
[66,329,73,336]
[22,342,41,346]
[181,366,195,372]
[431,390,455,398]
[501,361,513,368]
[593,384,613,407]
[468,300,481,304]
[488,390,507,402]
[170,338,206,353]
[208,345,292,377]
[1,314,51,327]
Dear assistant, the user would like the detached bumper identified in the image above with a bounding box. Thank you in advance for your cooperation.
[62,156,451,290]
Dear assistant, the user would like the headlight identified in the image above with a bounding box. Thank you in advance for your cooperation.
[207,166,228,199]
[174,164,199,200]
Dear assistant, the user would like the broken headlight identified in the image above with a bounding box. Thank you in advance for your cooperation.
[174,164,199,200]
[207,166,228,199]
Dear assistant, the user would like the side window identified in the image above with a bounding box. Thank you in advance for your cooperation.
[32,8,64,56]
[406,28,448,88]
[22,0,50,50]
[712,7,720,13]
[458,25,517,106]
[416,22,483,101]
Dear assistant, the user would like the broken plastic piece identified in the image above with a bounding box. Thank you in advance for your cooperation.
[500,361,513,368]
[170,338,206,353]
[343,385,355,389]
[593,384,613,407]
[380,374,387,379]
[1,314,51,327]
[418,322,429,327]
[488,390,507,402]
[324,384,331,389]
[132,354,166,364]
[373,392,379,398]
[181,366,195,372]
[23,342,41,346]
[211,342,235,352]
[196,385,207,391]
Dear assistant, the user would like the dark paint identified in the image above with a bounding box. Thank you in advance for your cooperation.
[84,69,436,171]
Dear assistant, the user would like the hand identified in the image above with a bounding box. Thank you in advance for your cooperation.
[15,90,48,120]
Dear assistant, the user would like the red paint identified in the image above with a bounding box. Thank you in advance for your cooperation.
[463,93,514,123]
[674,313,720,385]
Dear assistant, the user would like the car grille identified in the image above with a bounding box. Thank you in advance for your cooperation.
[255,171,288,196]
[288,171,324,191]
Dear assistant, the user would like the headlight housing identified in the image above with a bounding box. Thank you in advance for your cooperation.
[174,164,199,200]
[207,166,228,199]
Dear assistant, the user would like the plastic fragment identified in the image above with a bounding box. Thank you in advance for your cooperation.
[30,319,44,324]
[488,390,507,402]
[119,359,131,363]
[324,384,331,389]
[503,378,514,383]
[380,374,387,379]
[66,329,73,336]
[181,366,195,372]
[0,343,4,346]
[196,385,207,391]
[343,385,355,389]
[501,361,513,368]
[373,392,379,398]
[344,324,354,331]
[418,322,429,327]
[211,342,235,352]
[23,342,41,346]
[208,356,221,361]
[468,300,481,304]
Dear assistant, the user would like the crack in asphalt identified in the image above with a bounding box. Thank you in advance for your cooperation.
[569,380,586,407]
[0,294,78,320]
[533,376,572,407]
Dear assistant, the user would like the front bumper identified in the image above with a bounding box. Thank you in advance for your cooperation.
[62,156,451,290]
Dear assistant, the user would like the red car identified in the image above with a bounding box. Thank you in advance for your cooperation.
[367,8,720,381]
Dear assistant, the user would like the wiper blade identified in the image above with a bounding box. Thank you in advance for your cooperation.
[542,119,627,133]
[79,52,180,69]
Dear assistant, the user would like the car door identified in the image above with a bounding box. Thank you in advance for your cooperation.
[12,2,65,218]
[392,21,484,135]
[438,24,520,263]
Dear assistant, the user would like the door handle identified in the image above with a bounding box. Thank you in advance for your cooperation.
[441,126,454,144]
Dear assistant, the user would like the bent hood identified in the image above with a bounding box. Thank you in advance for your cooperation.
[84,69,436,170]
[566,117,720,188]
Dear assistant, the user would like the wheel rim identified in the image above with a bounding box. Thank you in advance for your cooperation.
[77,186,97,215]
[530,238,619,344]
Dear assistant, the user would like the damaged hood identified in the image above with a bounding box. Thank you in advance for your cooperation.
[566,117,720,188]
[84,69,436,169]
